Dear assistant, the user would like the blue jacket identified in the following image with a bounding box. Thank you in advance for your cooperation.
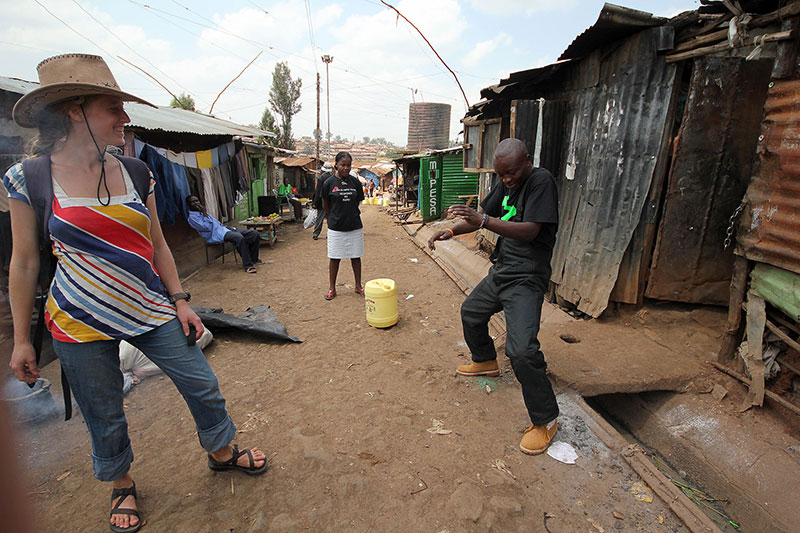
[187,211,231,244]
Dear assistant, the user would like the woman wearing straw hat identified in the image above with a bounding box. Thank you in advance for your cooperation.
[5,54,266,532]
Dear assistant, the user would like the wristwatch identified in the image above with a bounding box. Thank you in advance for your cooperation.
[169,291,191,304]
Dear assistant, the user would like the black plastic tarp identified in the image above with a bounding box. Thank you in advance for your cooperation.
[192,305,301,343]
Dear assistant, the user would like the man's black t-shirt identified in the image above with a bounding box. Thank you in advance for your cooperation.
[321,173,365,231]
[480,167,559,281]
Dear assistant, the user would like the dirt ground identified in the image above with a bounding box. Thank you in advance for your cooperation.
[5,205,797,532]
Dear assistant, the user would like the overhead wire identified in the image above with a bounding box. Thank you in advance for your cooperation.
[70,0,203,106]
[30,0,167,96]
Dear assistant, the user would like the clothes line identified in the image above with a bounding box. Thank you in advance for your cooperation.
[125,138,249,226]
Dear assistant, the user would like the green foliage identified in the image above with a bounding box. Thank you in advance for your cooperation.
[169,92,195,111]
[269,61,302,149]
[258,107,280,147]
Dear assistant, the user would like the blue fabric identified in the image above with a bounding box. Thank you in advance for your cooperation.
[211,146,220,168]
[187,210,231,244]
[53,318,236,481]
[168,160,191,218]
[139,145,179,225]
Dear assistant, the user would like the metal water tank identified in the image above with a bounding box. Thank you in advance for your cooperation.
[407,102,451,151]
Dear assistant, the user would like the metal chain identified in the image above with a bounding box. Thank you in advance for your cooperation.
[724,202,746,250]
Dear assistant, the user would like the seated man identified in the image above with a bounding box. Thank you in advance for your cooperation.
[277,178,303,220]
[186,195,261,273]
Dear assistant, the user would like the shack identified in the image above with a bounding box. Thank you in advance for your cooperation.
[462,1,792,318]
[418,147,479,222]
[0,77,275,276]
[274,156,321,198]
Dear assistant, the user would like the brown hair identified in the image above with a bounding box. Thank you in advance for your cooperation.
[26,96,87,157]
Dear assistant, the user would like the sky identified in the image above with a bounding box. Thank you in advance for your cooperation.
[1,0,700,147]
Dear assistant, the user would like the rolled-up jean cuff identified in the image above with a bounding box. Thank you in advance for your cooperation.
[197,412,237,452]
[93,442,134,482]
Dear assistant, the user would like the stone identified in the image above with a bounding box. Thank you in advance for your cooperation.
[489,496,522,516]
[270,513,298,531]
[449,483,484,522]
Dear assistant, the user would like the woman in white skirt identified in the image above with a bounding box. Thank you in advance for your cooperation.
[321,152,365,300]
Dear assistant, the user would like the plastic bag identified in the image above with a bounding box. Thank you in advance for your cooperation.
[303,208,318,229]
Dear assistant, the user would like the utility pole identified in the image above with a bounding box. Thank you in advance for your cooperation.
[321,54,333,159]
[316,72,321,165]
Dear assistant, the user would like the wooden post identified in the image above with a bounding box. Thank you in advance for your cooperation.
[717,255,749,362]
[772,17,800,79]
[744,290,766,407]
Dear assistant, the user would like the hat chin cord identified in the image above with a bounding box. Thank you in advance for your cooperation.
[80,104,110,206]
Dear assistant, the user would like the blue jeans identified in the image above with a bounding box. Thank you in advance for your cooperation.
[53,318,236,481]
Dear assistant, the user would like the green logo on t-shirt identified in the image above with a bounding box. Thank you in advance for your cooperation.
[501,195,516,221]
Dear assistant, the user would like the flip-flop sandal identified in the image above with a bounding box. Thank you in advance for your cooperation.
[208,444,268,476]
[355,288,365,295]
[325,289,336,300]
[109,483,141,533]
[246,266,258,274]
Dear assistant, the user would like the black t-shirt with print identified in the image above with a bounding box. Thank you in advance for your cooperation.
[480,167,559,281]
[321,173,365,231]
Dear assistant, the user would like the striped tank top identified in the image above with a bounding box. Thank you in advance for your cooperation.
[4,161,176,343]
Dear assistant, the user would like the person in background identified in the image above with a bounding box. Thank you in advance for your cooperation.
[186,195,261,274]
[368,178,375,198]
[5,54,266,533]
[428,138,560,456]
[312,162,333,240]
[321,151,365,300]
[277,177,302,220]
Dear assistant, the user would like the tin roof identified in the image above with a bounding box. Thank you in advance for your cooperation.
[125,102,272,137]
[274,156,318,168]
[0,76,273,138]
[558,3,667,60]
[0,76,38,95]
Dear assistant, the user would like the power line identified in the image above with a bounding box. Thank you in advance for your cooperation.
[303,0,318,73]
[71,0,201,105]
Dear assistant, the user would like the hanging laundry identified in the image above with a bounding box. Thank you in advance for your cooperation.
[184,152,198,168]
[185,167,205,208]
[219,160,235,209]
[166,149,185,166]
[200,168,220,220]
[196,149,213,169]
[139,145,178,226]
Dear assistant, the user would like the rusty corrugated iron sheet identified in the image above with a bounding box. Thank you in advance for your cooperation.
[558,3,666,61]
[646,57,772,305]
[549,28,677,317]
[737,77,800,274]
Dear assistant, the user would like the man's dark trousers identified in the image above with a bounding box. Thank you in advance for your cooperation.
[223,229,260,268]
[312,211,326,239]
[461,268,559,425]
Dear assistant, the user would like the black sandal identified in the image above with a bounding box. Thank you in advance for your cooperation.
[109,483,141,533]
[207,444,268,476]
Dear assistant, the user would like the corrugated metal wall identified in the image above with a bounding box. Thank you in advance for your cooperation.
[737,77,800,274]
[549,28,678,317]
[441,153,479,211]
[646,57,772,305]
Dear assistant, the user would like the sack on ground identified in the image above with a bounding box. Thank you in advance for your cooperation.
[303,208,318,229]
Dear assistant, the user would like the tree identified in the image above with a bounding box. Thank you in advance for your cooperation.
[258,107,280,147]
[268,61,302,149]
[169,92,195,111]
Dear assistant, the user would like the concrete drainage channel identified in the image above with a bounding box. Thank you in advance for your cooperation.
[585,391,786,533]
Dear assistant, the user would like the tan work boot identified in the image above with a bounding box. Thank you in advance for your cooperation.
[456,360,500,377]
[520,420,558,455]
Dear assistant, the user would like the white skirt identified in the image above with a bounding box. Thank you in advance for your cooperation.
[327,227,364,259]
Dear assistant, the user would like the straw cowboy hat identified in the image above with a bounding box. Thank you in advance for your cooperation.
[12,53,156,128]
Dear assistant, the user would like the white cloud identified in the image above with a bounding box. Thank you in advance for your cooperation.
[462,32,511,68]
[470,0,577,15]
